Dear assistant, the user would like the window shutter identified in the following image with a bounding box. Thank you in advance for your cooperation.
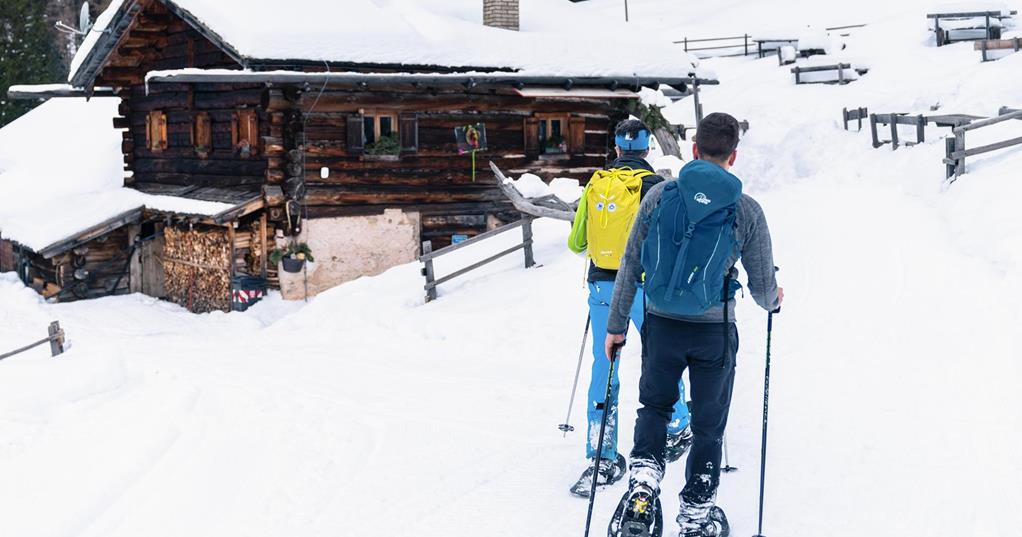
[524,117,540,157]
[193,112,212,155]
[147,111,167,152]
[568,115,586,154]
[399,113,418,153]
[347,113,365,155]
[232,109,260,157]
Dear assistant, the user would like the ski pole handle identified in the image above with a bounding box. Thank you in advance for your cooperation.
[610,341,625,362]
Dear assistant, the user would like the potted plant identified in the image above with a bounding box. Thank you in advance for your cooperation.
[194,144,211,158]
[270,242,315,273]
[545,133,567,154]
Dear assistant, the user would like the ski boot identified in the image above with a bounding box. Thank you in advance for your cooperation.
[664,425,693,464]
[608,487,663,537]
[570,453,627,497]
[678,506,729,537]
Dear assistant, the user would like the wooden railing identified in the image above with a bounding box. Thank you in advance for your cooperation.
[944,109,1022,181]
[419,218,536,302]
[674,24,867,58]
[0,322,66,361]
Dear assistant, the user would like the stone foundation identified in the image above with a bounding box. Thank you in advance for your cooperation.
[278,209,421,300]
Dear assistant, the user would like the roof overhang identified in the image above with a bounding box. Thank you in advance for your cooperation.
[7,84,117,100]
[145,70,718,94]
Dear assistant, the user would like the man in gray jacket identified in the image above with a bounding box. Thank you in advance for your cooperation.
[604,113,783,537]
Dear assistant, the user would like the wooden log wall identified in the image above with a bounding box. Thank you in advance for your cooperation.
[98,1,261,203]
[266,87,621,247]
[0,238,15,273]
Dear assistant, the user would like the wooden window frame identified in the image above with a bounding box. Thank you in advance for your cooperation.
[361,109,400,144]
[146,110,168,153]
[534,113,570,156]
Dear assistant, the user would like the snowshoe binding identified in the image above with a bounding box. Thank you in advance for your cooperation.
[678,506,730,537]
[570,453,627,497]
[664,425,693,464]
[608,489,663,537]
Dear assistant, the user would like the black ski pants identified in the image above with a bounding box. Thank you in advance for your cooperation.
[632,313,738,502]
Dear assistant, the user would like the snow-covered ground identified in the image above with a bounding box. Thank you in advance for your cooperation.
[3,1,1022,536]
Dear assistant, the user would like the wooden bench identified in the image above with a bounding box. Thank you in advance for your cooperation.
[975,37,1022,61]
[927,10,1015,46]
[792,64,867,85]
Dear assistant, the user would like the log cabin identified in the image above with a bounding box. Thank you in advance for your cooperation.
[1,0,713,312]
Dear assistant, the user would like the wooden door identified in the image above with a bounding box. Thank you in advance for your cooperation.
[141,228,166,298]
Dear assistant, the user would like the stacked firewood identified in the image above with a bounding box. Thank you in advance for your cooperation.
[163,226,231,313]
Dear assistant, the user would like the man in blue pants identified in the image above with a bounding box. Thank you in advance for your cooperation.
[567,119,693,497]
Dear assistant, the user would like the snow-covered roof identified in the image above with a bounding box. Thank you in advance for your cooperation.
[0,98,231,253]
[69,0,702,86]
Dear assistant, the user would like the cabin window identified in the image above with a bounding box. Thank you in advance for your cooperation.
[146,111,168,153]
[231,109,260,158]
[537,114,569,155]
[192,112,212,158]
[363,110,400,155]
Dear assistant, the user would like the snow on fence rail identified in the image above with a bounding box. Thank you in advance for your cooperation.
[944,108,1022,181]
[673,24,867,58]
[418,219,536,302]
[0,321,66,361]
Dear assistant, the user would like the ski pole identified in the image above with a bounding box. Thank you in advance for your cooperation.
[583,340,624,537]
[559,315,591,436]
[753,310,777,537]
[722,433,738,473]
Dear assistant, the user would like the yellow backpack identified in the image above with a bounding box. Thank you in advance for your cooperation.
[581,167,650,270]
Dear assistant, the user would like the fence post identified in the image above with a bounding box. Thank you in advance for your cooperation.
[954,131,966,178]
[858,107,866,131]
[838,64,847,85]
[684,37,688,52]
[522,218,535,268]
[421,241,437,302]
[890,116,900,150]
[945,137,956,179]
[916,115,926,144]
[842,108,849,130]
[48,321,64,357]
[692,80,704,123]
[870,114,881,148]
[744,34,749,56]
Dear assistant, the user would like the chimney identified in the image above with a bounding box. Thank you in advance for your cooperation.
[483,0,519,31]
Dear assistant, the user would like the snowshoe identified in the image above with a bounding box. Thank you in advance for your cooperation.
[570,453,627,497]
[664,425,693,464]
[678,506,729,537]
[608,489,663,537]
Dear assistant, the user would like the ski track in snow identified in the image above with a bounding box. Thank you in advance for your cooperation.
[3,2,1022,535]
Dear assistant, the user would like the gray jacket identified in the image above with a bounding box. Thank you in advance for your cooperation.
[607,180,780,334]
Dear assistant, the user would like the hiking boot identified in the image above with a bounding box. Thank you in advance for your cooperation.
[664,425,693,463]
[678,506,729,537]
[570,453,627,497]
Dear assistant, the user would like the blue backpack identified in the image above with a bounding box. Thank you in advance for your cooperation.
[642,160,742,316]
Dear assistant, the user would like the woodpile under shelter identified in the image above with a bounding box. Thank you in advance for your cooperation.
[1,0,713,312]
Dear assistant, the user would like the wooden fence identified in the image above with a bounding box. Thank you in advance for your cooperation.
[419,218,536,302]
[944,109,1022,180]
[674,24,866,58]
[0,322,66,361]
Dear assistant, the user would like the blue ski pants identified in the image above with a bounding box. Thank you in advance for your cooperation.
[586,280,690,460]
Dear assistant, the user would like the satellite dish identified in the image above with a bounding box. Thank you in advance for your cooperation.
[79,3,92,34]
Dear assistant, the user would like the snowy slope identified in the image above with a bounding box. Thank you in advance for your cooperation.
[4,2,1022,537]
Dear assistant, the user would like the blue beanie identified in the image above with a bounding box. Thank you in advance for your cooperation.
[615,129,651,151]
